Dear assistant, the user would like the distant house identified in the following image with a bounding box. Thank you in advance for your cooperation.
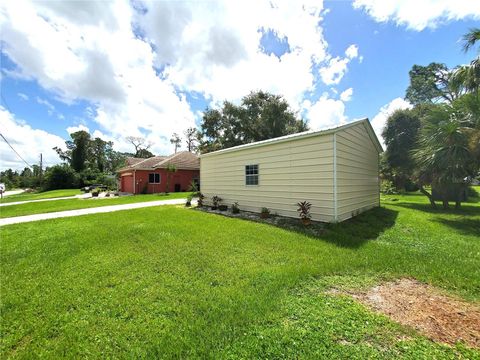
[200,118,383,222]
[118,151,199,194]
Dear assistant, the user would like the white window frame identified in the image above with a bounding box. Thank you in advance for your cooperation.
[148,173,161,184]
[245,164,259,186]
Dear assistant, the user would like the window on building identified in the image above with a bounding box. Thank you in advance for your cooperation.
[245,164,259,186]
[149,173,160,184]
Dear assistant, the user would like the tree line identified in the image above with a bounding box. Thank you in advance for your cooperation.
[381,28,479,208]
[169,90,308,155]
[5,30,476,199]
[1,91,308,191]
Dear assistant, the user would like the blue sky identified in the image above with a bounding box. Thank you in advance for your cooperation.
[0,0,479,170]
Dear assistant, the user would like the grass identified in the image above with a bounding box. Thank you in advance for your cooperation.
[0,189,82,204]
[0,192,479,358]
[0,192,192,218]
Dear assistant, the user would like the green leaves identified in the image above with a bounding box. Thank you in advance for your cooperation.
[405,63,460,105]
[198,91,308,153]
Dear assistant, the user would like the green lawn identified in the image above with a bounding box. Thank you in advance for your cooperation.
[0,189,82,204]
[1,192,479,358]
[0,192,192,218]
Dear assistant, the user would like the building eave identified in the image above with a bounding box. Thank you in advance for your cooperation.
[199,118,382,158]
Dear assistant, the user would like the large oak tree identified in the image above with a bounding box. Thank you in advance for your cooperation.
[198,91,308,153]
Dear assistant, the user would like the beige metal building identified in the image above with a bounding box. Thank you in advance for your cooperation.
[200,118,383,222]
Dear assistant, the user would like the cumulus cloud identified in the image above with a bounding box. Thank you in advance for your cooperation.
[0,107,65,170]
[66,124,89,134]
[353,0,480,31]
[0,0,360,155]
[371,97,412,147]
[140,0,331,107]
[0,0,195,156]
[345,44,358,59]
[303,94,347,129]
[319,44,360,85]
[340,88,353,102]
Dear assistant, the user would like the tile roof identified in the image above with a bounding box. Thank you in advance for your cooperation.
[125,157,148,166]
[119,152,199,171]
[154,151,200,170]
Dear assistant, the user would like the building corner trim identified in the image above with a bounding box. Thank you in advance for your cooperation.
[333,133,338,222]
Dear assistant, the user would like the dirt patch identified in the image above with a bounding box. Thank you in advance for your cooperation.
[336,278,480,348]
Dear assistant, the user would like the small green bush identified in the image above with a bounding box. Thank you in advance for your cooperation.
[197,193,205,207]
[42,165,79,191]
[232,202,240,214]
[212,195,222,209]
[185,193,194,207]
[380,180,398,195]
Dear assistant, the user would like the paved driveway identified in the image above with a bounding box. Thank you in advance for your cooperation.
[0,194,91,207]
[1,189,25,197]
[0,198,188,226]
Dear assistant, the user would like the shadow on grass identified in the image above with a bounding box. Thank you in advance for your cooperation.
[318,207,399,249]
[198,206,398,249]
[274,207,398,249]
[388,202,480,217]
[433,218,480,237]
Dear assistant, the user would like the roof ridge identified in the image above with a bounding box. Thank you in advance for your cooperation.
[200,118,376,157]
[131,155,163,168]
[153,151,183,167]
[131,157,153,168]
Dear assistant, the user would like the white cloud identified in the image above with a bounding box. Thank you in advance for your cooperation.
[303,94,347,129]
[371,97,412,147]
[0,107,65,170]
[36,96,55,113]
[353,0,480,31]
[319,44,360,85]
[66,124,89,134]
[345,44,358,59]
[0,0,195,155]
[17,92,29,101]
[340,88,353,102]
[36,96,66,120]
[139,0,330,107]
[0,0,360,156]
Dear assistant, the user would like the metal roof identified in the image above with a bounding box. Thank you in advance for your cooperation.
[200,118,382,158]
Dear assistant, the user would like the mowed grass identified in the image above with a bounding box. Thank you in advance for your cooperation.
[0,192,192,218]
[0,193,479,358]
[0,189,82,204]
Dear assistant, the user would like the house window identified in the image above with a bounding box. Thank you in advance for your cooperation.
[149,173,160,184]
[245,164,259,186]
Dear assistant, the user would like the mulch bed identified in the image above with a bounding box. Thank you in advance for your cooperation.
[195,206,327,237]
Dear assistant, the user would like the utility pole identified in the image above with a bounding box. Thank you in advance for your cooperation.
[39,153,43,179]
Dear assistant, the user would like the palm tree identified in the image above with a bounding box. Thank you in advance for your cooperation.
[165,164,177,194]
[461,28,480,53]
[414,107,476,209]
[452,28,480,93]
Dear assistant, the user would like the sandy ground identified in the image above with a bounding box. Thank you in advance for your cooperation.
[332,278,480,348]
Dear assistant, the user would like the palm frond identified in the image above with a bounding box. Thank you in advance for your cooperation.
[462,28,480,53]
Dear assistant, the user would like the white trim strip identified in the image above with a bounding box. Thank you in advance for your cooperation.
[200,118,372,158]
[333,132,338,222]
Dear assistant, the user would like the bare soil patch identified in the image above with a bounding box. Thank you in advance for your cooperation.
[336,278,480,348]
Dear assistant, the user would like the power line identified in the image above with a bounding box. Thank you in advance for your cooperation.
[0,94,33,168]
[0,133,33,168]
